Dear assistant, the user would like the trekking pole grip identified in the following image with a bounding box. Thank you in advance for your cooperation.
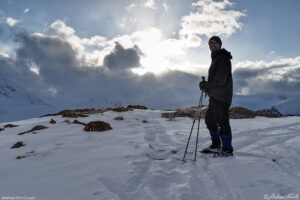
[201,76,205,81]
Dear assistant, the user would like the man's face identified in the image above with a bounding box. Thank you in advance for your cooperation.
[209,40,221,52]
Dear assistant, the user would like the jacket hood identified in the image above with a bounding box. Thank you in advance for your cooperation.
[211,48,232,60]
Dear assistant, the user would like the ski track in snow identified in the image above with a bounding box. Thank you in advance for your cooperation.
[0,111,300,200]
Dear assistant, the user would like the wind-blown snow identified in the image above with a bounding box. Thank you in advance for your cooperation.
[0,109,300,200]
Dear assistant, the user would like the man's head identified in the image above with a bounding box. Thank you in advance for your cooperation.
[208,36,222,52]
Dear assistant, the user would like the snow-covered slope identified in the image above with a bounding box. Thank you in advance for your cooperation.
[232,94,300,115]
[1,109,299,200]
[272,97,300,115]
[0,77,58,123]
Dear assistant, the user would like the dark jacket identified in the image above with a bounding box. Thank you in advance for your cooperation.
[207,48,233,105]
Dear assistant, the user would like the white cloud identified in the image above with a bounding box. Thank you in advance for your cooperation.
[2,29,203,109]
[162,3,168,11]
[234,56,300,95]
[179,0,245,47]
[127,0,156,11]
[29,66,40,75]
[44,20,110,67]
[130,28,196,74]
[24,8,30,13]
[126,3,137,12]
[3,19,299,108]
[0,42,13,56]
[6,17,20,26]
[114,0,245,73]
[40,20,192,74]
[144,0,155,9]
[48,87,58,96]
[28,1,245,77]
[0,52,9,58]
[119,17,137,29]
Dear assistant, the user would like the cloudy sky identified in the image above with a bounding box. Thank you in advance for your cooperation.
[0,0,299,108]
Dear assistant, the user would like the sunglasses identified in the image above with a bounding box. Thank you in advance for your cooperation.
[208,40,218,45]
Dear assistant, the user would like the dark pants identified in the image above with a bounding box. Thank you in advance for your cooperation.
[205,98,232,135]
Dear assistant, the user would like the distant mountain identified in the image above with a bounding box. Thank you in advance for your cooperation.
[0,77,58,123]
[72,92,300,116]
[1,73,299,123]
[271,96,300,115]
[232,94,300,115]
[70,87,201,111]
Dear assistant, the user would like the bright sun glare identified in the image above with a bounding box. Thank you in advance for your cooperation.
[129,28,186,75]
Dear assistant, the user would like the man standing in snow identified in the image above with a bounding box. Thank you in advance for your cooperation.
[199,36,233,156]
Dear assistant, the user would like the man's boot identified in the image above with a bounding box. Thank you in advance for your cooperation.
[218,134,233,157]
[201,130,221,154]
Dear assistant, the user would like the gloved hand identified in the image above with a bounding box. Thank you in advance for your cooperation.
[199,80,209,92]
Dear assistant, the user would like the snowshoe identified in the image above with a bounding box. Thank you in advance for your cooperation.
[200,144,221,154]
[201,137,221,154]
[213,150,233,157]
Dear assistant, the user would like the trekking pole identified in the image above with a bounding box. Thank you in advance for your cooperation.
[194,79,205,161]
[182,77,205,164]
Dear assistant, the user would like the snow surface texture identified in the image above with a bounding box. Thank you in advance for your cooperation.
[0,77,58,123]
[1,109,300,200]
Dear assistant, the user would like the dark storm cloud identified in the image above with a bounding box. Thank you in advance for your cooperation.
[12,31,86,97]
[2,27,300,110]
[103,42,142,71]
[15,31,77,67]
[0,55,16,78]
[0,30,202,109]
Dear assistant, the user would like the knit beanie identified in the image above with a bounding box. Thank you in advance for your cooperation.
[209,36,222,47]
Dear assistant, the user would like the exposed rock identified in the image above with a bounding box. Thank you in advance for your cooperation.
[106,107,132,112]
[0,128,4,132]
[142,120,148,123]
[50,119,56,124]
[161,106,281,120]
[18,125,48,135]
[4,124,19,128]
[127,105,148,110]
[255,106,283,118]
[16,155,26,159]
[11,141,25,149]
[114,116,124,120]
[84,121,112,132]
[41,113,59,117]
[62,113,89,118]
[16,150,36,159]
[41,108,105,118]
[73,120,87,125]
[229,107,256,119]
[42,106,139,118]
[63,119,71,123]
[162,106,207,120]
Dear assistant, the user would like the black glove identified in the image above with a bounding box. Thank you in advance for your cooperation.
[199,80,209,92]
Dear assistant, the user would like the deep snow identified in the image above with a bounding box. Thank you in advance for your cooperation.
[0,109,300,200]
